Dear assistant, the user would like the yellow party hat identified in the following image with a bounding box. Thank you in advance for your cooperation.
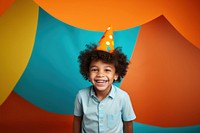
[96,25,114,53]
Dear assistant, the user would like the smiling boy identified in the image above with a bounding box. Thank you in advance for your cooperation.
[73,26,136,133]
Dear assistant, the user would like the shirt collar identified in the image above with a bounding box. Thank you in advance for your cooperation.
[108,85,116,99]
[90,86,96,97]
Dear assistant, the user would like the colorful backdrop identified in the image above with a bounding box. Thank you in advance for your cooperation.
[0,0,200,132]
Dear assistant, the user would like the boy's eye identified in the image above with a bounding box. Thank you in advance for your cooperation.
[105,69,111,72]
[90,68,98,72]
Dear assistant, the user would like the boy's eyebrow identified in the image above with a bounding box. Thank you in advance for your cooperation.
[104,65,114,68]
[89,65,113,68]
[89,66,97,68]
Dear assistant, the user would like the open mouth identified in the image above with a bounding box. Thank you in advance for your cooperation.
[95,80,108,83]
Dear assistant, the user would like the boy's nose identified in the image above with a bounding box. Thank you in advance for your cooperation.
[97,71,104,77]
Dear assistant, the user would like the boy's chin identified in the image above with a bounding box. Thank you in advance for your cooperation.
[94,85,112,91]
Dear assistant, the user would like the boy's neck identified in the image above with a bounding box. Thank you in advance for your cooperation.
[93,86,112,101]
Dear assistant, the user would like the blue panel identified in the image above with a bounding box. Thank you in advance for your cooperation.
[14,8,140,114]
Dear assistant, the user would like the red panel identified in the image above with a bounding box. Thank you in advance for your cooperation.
[0,92,73,133]
[0,0,14,16]
[121,15,200,127]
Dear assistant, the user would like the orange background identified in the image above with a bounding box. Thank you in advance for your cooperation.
[32,0,200,49]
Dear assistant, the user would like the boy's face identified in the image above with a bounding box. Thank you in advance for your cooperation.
[89,60,118,93]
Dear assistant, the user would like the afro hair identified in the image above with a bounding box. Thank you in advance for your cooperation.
[78,44,130,82]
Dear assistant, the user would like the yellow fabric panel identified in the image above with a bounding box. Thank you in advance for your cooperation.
[0,0,38,105]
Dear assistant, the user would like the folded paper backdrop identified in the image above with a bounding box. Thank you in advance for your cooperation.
[0,0,200,132]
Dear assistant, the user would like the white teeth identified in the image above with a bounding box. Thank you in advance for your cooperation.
[95,80,107,83]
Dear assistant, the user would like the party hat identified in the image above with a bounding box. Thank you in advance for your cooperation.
[96,25,114,53]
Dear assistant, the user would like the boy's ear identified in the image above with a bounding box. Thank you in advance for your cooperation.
[114,74,118,81]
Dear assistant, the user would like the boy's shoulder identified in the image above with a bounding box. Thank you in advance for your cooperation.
[112,85,129,97]
[77,86,92,96]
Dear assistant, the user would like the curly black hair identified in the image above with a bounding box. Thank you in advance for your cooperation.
[78,44,129,82]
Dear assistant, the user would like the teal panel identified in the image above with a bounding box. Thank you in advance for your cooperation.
[14,8,140,114]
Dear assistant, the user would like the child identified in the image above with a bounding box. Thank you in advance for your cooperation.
[73,26,136,133]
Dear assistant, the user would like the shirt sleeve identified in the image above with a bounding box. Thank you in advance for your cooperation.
[74,91,83,116]
[122,92,136,121]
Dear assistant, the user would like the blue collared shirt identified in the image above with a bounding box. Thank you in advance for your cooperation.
[74,85,136,133]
